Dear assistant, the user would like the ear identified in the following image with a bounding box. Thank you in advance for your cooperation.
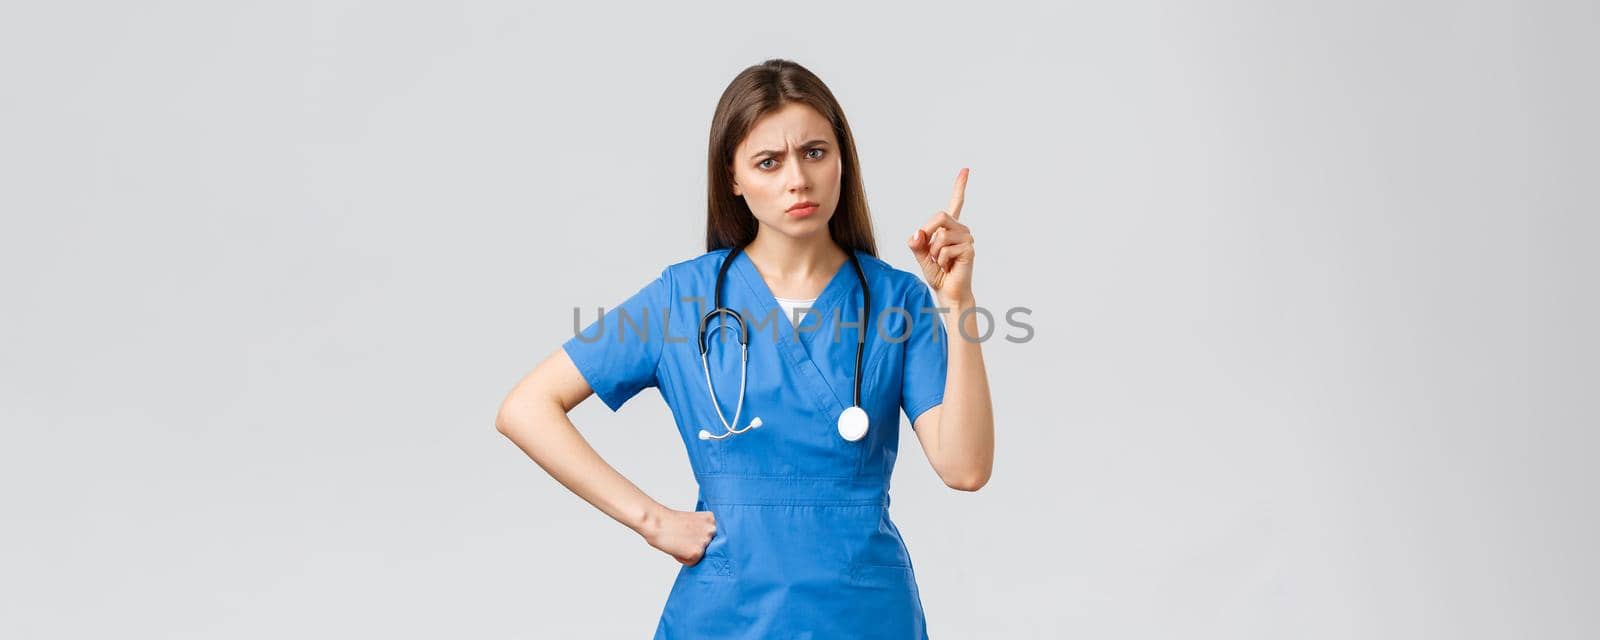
[731,181,741,196]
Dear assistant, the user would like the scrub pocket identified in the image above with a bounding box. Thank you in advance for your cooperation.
[691,531,735,583]
[682,504,736,585]
[843,504,914,585]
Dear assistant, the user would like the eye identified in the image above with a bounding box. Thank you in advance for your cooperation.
[757,158,776,170]
[806,148,825,160]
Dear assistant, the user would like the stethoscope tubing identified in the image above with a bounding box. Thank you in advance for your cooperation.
[698,245,869,439]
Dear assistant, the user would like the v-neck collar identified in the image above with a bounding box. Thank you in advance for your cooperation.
[731,248,859,348]
[728,248,865,416]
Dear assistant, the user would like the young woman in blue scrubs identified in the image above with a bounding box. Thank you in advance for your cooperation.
[496,58,995,638]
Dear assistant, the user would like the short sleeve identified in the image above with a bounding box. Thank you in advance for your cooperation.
[562,269,673,412]
[900,282,948,427]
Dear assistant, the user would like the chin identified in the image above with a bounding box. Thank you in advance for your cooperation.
[758,210,826,235]
[781,217,832,239]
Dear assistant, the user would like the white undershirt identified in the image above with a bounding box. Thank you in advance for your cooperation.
[773,296,818,330]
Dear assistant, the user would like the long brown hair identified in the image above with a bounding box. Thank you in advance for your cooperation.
[705,59,878,256]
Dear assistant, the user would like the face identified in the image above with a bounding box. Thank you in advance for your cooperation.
[730,102,842,241]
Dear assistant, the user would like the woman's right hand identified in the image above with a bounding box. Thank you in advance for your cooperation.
[640,505,717,565]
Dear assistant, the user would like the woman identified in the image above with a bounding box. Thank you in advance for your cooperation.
[496,58,995,638]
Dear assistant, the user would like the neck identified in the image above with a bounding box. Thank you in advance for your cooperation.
[743,228,848,282]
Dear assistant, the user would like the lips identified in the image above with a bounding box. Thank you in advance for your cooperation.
[787,201,819,218]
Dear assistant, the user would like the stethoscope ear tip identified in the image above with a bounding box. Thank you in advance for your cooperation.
[748,416,762,428]
[698,430,712,440]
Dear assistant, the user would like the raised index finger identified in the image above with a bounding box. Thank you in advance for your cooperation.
[947,167,969,220]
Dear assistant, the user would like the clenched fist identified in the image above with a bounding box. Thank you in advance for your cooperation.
[641,506,718,565]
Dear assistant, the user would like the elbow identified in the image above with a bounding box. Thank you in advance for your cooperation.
[498,351,580,437]
[495,397,537,437]
[496,385,566,437]
[943,469,991,493]
[494,406,522,436]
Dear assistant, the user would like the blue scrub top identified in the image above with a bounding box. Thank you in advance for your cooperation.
[563,248,948,639]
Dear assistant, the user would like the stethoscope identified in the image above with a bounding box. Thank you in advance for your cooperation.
[696,245,872,443]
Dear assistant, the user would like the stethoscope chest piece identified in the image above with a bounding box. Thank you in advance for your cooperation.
[837,405,869,442]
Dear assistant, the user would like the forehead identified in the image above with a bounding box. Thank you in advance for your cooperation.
[738,102,836,149]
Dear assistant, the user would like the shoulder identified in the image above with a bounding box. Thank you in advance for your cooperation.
[852,251,930,303]
[660,248,734,283]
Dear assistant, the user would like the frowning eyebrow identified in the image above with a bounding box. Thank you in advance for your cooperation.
[749,139,831,161]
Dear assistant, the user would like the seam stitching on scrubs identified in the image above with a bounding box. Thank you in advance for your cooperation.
[698,500,886,507]
[901,279,947,427]
[907,394,945,426]
[562,341,618,412]
[650,266,676,391]
[731,256,847,418]
[695,473,887,481]
[856,263,897,382]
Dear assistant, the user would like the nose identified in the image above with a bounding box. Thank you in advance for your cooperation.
[783,153,809,193]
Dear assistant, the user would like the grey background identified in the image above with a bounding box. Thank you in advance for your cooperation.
[2,1,1595,638]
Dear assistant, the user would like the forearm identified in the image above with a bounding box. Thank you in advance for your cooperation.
[497,400,666,538]
[935,297,995,484]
